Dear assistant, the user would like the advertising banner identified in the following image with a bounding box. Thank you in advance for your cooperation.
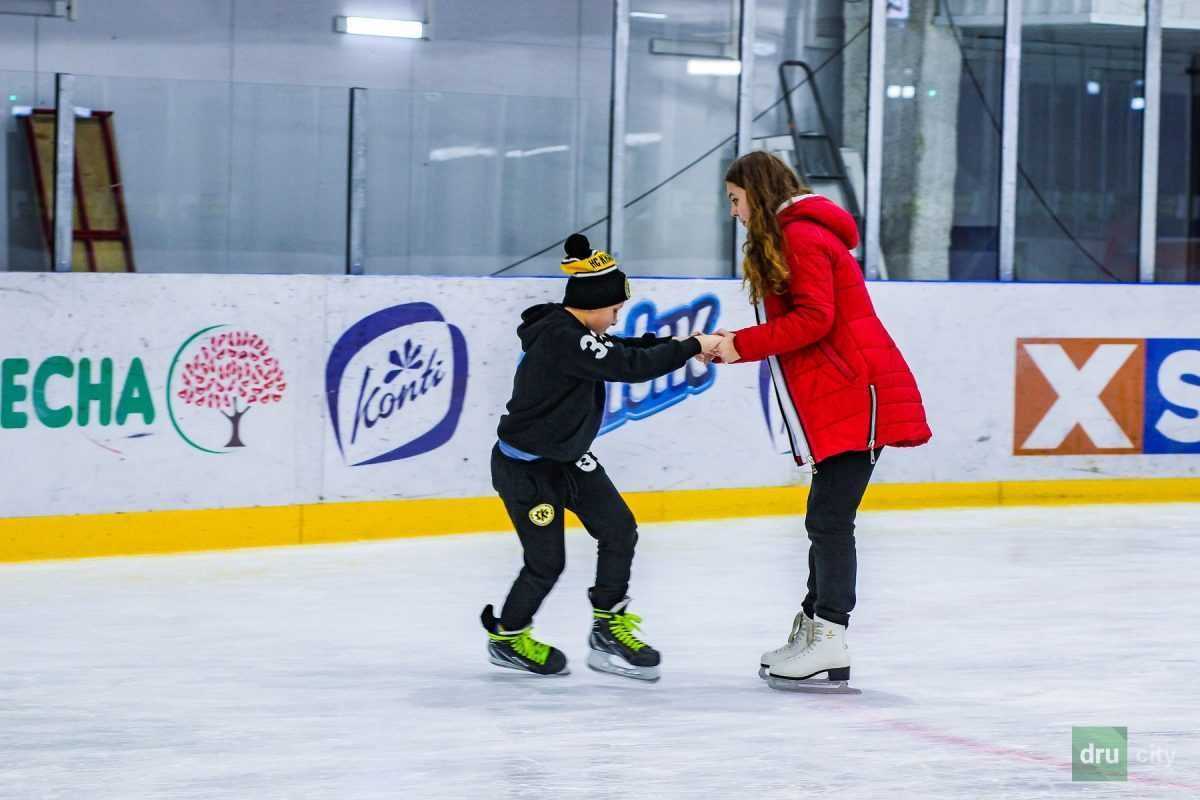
[2,273,1197,520]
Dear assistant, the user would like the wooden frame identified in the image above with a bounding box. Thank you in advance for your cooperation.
[21,108,135,272]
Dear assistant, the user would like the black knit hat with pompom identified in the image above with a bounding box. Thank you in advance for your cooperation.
[560,233,630,310]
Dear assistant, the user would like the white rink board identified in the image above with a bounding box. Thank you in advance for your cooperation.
[0,273,1198,518]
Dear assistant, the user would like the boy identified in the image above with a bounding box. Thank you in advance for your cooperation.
[481,233,720,680]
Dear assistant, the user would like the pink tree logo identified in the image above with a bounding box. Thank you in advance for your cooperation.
[175,331,287,448]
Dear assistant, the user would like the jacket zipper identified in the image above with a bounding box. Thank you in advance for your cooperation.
[757,302,817,474]
[867,384,878,465]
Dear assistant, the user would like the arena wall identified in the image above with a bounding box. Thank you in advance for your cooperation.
[2,273,1196,560]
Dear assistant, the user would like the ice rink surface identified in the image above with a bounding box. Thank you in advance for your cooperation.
[1,503,1198,799]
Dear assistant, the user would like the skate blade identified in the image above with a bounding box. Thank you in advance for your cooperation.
[488,655,570,677]
[758,665,769,680]
[766,674,861,695]
[586,650,660,682]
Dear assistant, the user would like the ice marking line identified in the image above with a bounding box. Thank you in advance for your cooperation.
[883,719,1199,791]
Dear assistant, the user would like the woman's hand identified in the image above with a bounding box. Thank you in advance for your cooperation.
[714,329,741,364]
[687,331,720,363]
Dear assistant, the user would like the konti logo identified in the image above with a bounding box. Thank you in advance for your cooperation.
[1014,338,1200,455]
[326,303,468,466]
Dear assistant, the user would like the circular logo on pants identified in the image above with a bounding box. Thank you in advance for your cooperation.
[529,503,556,527]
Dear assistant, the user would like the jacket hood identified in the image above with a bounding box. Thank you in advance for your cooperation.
[517,303,573,352]
[776,194,860,249]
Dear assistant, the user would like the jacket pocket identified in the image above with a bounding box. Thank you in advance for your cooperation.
[818,340,856,383]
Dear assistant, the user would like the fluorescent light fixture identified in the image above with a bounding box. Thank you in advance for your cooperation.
[1131,97,1145,111]
[335,16,424,39]
[901,85,916,99]
[753,40,778,57]
[429,146,496,162]
[0,1,72,18]
[886,85,901,99]
[1086,81,1101,95]
[651,38,727,58]
[630,11,667,19]
[686,58,740,76]
[504,145,570,159]
[625,132,663,146]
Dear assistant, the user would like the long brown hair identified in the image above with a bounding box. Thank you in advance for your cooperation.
[724,152,809,303]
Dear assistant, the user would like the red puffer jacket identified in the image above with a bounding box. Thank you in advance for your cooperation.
[732,195,931,466]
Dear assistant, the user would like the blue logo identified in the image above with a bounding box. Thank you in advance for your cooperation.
[326,303,468,465]
[758,361,797,454]
[759,361,784,448]
[1143,338,1200,454]
[598,294,720,436]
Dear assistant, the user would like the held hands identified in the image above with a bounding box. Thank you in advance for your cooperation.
[691,333,723,362]
[678,331,720,362]
[690,329,741,365]
[713,329,741,364]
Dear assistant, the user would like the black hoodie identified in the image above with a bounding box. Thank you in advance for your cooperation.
[496,303,702,463]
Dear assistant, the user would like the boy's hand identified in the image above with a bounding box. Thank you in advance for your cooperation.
[692,333,722,363]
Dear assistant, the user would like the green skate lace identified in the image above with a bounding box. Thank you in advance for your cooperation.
[598,610,647,651]
[489,628,550,665]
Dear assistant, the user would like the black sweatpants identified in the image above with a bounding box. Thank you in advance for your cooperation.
[491,444,638,631]
[800,448,880,628]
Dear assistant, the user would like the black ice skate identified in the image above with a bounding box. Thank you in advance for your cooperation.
[481,605,569,676]
[587,597,661,682]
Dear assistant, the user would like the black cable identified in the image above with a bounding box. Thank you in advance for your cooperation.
[490,218,606,277]
[943,5,1122,281]
[491,23,870,276]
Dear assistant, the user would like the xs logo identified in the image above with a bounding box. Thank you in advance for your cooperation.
[1014,338,1200,455]
[580,334,613,360]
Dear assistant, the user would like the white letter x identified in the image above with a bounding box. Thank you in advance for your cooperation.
[1022,343,1137,450]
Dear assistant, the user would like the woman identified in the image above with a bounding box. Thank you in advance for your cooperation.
[715,151,931,691]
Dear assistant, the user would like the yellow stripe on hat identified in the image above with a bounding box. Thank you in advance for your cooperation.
[561,249,618,276]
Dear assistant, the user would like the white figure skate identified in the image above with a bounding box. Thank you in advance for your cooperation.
[766,617,861,695]
[758,610,813,680]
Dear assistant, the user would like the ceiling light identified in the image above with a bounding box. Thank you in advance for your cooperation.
[686,59,741,76]
[625,132,663,146]
[335,16,424,39]
[504,145,570,159]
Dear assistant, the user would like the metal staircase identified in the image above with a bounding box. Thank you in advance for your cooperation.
[753,59,881,274]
